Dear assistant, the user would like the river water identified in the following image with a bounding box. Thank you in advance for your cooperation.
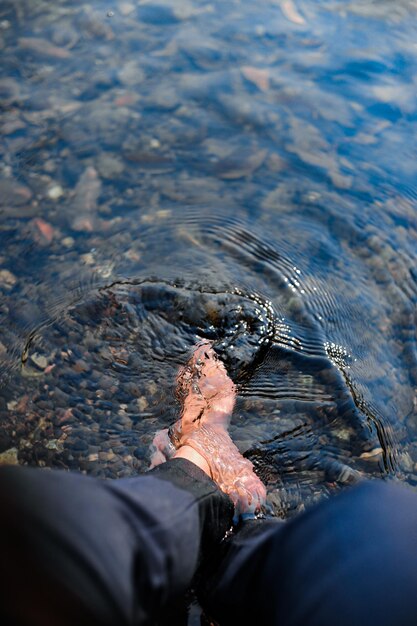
[0,0,417,520]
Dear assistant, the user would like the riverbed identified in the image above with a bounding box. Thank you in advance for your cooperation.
[0,0,416,521]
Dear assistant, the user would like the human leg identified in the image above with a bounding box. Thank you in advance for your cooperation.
[152,339,266,515]
[0,339,266,626]
[0,459,232,626]
[203,480,417,626]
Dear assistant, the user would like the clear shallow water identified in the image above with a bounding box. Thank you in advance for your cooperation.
[0,0,417,518]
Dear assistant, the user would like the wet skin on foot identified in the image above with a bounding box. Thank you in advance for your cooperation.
[150,340,266,516]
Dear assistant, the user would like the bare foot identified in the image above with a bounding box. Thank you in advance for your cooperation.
[149,428,175,469]
[182,424,266,516]
[176,340,236,436]
[150,340,234,467]
[151,340,266,515]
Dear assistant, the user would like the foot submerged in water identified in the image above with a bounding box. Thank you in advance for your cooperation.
[150,340,266,516]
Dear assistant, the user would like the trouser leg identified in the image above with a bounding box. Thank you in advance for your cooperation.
[0,460,232,626]
[204,481,417,626]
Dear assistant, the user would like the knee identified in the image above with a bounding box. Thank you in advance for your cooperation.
[263,481,417,626]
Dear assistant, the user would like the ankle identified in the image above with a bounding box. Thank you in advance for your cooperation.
[173,445,211,477]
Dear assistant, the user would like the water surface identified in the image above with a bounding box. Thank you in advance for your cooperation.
[1,0,417,518]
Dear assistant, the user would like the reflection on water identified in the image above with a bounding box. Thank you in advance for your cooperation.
[0,0,417,519]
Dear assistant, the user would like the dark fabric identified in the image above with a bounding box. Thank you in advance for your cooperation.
[0,460,232,626]
[1,463,417,626]
[203,480,417,626]
[150,459,234,567]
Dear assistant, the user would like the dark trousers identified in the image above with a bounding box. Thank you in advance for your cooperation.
[0,462,416,626]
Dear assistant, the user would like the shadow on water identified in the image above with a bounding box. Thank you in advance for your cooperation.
[0,0,417,522]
